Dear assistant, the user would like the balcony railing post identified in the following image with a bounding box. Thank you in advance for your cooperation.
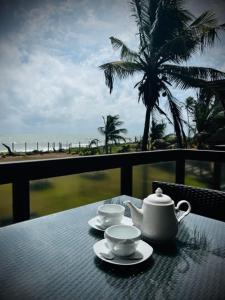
[121,165,133,196]
[176,159,185,184]
[1,150,225,226]
[213,162,221,190]
[12,179,30,223]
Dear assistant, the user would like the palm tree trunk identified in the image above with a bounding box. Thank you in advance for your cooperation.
[2,143,14,155]
[105,136,108,154]
[142,107,151,151]
[187,111,189,136]
[186,109,190,148]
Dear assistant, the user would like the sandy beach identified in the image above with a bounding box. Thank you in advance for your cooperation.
[0,152,78,163]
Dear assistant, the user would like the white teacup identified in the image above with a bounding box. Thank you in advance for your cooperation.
[104,225,141,257]
[97,204,125,228]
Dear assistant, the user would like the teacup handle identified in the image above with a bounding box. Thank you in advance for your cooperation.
[97,216,110,227]
[104,217,110,224]
[98,216,110,224]
[113,240,136,254]
[175,200,191,223]
[112,240,126,252]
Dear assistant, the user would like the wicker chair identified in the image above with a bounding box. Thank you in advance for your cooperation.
[152,181,225,222]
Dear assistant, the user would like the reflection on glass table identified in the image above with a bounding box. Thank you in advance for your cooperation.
[0,195,225,300]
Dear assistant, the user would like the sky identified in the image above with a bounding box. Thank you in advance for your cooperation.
[0,0,225,139]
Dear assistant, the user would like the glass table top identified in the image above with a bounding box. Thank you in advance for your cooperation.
[0,195,225,300]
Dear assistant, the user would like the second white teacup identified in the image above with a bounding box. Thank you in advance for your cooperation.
[97,204,125,228]
[104,225,141,257]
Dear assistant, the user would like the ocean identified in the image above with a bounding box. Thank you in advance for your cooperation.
[0,133,104,153]
[0,133,135,153]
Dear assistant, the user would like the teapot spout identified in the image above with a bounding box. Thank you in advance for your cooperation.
[125,201,143,229]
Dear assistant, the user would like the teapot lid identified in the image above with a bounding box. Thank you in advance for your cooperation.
[144,187,173,205]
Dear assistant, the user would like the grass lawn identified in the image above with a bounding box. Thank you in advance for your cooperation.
[0,161,213,226]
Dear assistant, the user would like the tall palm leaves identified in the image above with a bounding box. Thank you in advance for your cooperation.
[183,90,225,148]
[194,100,225,148]
[100,0,225,150]
[150,119,166,149]
[185,96,195,142]
[98,115,127,154]
[198,79,225,111]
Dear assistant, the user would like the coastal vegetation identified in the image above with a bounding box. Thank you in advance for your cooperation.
[2,91,224,160]
[100,0,225,150]
[98,115,127,154]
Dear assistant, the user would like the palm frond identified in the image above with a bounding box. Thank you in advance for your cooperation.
[166,73,206,89]
[113,121,125,128]
[110,37,139,62]
[157,32,199,63]
[163,65,225,81]
[129,0,149,48]
[154,104,173,124]
[99,114,127,149]
[163,64,225,89]
[111,134,127,142]
[111,128,128,135]
[98,126,105,135]
[145,0,194,53]
[165,89,186,147]
[198,27,219,50]
[191,10,224,50]
[99,61,142,93]
[191,10,218,27]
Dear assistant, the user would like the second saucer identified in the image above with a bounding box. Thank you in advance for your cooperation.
[88,216,133,231]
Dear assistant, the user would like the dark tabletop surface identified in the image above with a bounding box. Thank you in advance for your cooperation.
[0,195,225,300]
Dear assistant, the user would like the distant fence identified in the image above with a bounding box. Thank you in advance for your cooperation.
[0,141,103,153]
[0,138,136,153]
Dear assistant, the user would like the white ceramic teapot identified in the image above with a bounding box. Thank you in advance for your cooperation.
[126,188,191,242]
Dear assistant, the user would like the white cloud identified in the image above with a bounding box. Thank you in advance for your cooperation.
[0,0,224,141]
[0,1,135,135]
[0,36,146,137]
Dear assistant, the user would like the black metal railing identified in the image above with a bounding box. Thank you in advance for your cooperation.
[0,149,225,223]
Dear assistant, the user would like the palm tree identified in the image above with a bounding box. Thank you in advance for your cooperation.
[193,93,225,148]
[98,115,127,154]
[150,119,166,149]
[89,139,100,148]
[185,96,195,142]
[197,80,225,112]
[99,0,225,151]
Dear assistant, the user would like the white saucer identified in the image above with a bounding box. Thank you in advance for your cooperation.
[88,216,133,231]
[93,239,153,265]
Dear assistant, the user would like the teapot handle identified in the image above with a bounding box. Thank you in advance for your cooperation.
[175,200,191,223]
